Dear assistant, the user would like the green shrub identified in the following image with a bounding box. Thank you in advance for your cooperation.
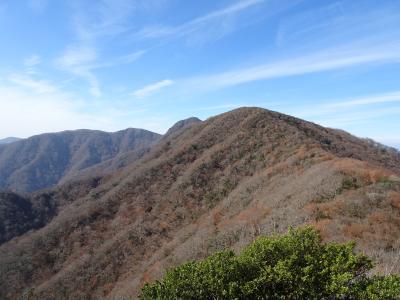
[342,177,362,190]
[378,177,394,189]
[140,227,400,299]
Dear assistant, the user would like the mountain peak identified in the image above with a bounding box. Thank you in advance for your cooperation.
[165,117,202,136]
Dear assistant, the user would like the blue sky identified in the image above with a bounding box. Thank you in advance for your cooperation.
[0,0,399,149]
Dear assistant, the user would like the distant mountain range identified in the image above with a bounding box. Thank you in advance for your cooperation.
[0,137,21,144]
[0,108,399,299]
[0,128,161,192]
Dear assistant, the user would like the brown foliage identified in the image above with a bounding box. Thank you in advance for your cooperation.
[389,192,400,209]
[1,108,400,299]
[344,223,369,239]
[334,159,394,185]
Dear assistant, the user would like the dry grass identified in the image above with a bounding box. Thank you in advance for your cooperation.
[333,159,394,185]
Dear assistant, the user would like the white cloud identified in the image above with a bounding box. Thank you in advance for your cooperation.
[179,41,400,92]
[24,54,41,67]
[55,45,101,97]
[55,45,148,96]
[71,0,136,41]
[55,1,155,97]
[195,0,264,22]
[132,79,174,98]
[326,91,400,108]
[117,50,147,64]
[308,107,400,127]
[275,2,400,48]
[135,0,265,42]
[289,91,400,119]
[57,46,97,67]
[8,73,57,94]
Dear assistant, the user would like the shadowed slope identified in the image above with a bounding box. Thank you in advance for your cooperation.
[0,128,161,192]
[0,177,104,245]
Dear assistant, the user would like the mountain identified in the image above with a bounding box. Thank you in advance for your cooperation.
[0,128,161,192]
[0,108,399,299]
[0,119,202,245]
[0,137,21,144]
[164,117,202,136]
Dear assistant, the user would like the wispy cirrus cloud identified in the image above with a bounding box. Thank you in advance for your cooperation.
[24,55,41,67]
[71,0,137,41]
[325,91,400,109]
[308,106,400,127]
[8,73,57,94]
[178,41,400,92]
[116,50,147,64]
[23,54,42,75]
[56,45,101,97]
[56,46,147,97]
[132,79,174,98]
[134,0,266,43]
[276,2,400,49]
[56,0,153,97]
[289,91,400,119]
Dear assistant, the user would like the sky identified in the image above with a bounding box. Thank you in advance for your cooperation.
[0,0,399,149]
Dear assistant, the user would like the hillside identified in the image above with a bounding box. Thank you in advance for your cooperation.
[0,128,161,192]
[0,118,202,245]
[0,177,104,245]
[68,117,203,183]
[0,108,399,299]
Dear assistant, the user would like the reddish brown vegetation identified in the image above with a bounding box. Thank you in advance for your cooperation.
[0,108,399,299]
[389,191,400,209]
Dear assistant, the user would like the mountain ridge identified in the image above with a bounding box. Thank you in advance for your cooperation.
[0,107,399,299]
[0,137,21,145]
[0,128,161,192]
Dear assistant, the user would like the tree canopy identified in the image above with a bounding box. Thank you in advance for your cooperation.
[140,227,400,299]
